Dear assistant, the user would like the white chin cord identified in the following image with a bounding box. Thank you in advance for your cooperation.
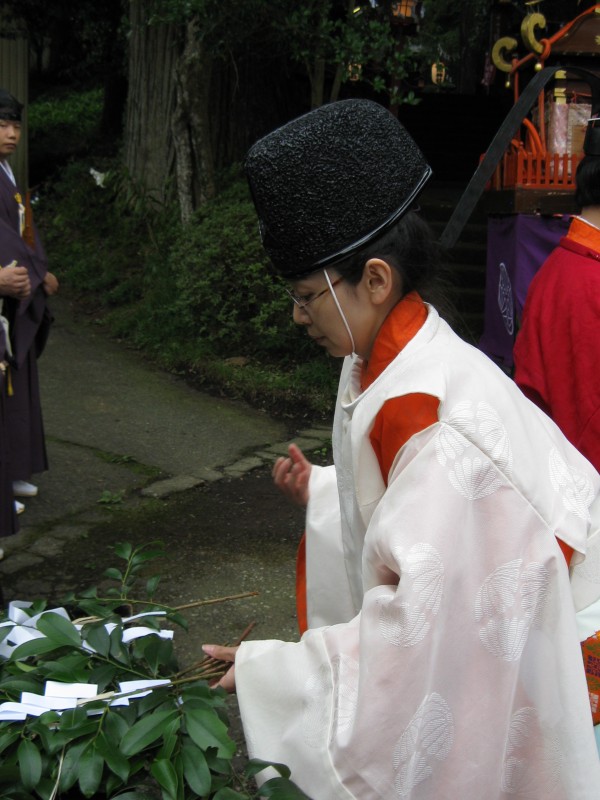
[324,269,356,356]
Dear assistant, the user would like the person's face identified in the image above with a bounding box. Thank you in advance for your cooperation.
[289,263,394,360]
[0,119,21,160]
[289,270,354,358]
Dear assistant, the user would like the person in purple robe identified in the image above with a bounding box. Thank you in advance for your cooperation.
[0,89,58,521]
[0,321,17,546]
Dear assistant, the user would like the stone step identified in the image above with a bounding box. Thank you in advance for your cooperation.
[418,181,490,344]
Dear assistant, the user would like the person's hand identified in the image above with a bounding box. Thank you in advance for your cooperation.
[202,644,238,693]
[0,265,30,299]
[272,443,312,508]
[43,271,59,296]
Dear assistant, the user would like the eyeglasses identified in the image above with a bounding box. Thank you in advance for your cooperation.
[285,276,343,310]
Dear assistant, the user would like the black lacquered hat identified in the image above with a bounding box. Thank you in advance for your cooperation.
[245,99,432,280]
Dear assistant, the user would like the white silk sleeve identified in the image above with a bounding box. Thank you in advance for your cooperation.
[305,464,356,627]
[235,430,600,799]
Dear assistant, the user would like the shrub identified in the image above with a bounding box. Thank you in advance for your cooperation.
[29,89,105,183]
[166,181,314,364]
[0,543,311,799]
[38,158,338,420]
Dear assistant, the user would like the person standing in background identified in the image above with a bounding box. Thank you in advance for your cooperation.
[0,89,57,518]
[514,117,600,472]
[0,321,17,545]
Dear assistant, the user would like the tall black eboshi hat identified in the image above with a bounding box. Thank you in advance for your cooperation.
[0,90,23,122]
[245,99,432,280]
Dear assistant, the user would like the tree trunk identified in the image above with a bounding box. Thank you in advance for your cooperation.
[172,18,215,223]
[123,0,178,206]
[308,57,325,108]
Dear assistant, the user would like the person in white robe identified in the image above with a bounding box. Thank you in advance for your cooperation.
[203,99,600,800]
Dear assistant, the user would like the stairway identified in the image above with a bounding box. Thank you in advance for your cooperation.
[419,180,488,345]
[396,91,517,346]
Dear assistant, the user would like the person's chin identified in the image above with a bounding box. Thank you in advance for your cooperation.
[324,343,350,358]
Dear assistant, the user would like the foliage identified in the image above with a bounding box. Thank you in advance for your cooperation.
[148,0,421,109]
[37,158,339,420]
[0,543,311,799]
[28,89,107,185]
[164,180,312,363]
[418,0,490,84]
[29,89,104,153]
[273,0,422,107]
[2,0,125,84]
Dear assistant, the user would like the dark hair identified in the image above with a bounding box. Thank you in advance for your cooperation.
[332,211,456,325]
[575,155,600,209]
[0,89,23,122]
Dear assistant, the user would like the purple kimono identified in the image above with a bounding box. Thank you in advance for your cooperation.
[0,324,17,538]
[0,166,51,497]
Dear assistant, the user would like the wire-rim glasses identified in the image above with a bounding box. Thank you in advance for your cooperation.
[285,276,343,310]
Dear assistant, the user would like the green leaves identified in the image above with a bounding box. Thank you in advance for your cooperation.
[78,743,105,798]
[120,709,179,757]
[184,704,236,759]
[150,757,178,797]
[82,620,111,657]
[97,732,130,782]
[17,739,42,790]
[36,613,82,649]
[0,541,309,800]
[181,741,211,796]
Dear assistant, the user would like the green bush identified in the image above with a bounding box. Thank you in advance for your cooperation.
[29,89,103,139]
[37,160,339,420]
[0,543,311,799]
[167,181,314,364]
[29,90,105,181]
[39,161,148,302]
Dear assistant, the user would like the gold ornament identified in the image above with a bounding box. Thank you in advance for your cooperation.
[521,12,546,54]
[492,37,518,73]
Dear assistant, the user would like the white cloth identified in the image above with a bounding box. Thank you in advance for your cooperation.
[236,306,600,799]
[0,160,15,185]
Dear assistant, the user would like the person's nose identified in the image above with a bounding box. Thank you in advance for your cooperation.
[292,304,310,325]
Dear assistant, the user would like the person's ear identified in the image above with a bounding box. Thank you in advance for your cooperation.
[362,258,397,304]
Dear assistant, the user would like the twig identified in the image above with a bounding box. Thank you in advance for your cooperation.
[173,620,257,679]
[71,591,259,625]
[172,591,258,611]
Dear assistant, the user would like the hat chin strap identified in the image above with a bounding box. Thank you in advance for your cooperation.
[323,269,356,357]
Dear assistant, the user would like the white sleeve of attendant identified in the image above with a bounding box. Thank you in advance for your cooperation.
[235,430,600,800]
[572,493,600,637]
[305,464,356,627]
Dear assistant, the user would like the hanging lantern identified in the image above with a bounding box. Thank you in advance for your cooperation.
[347,63,363,82]
[431,61,447,86]
[391,1,416,21]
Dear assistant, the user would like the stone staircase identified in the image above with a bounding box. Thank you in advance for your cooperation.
[419,180,489,345]
[395,92,516,346]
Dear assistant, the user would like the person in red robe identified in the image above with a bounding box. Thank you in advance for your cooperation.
[513,118,600,472]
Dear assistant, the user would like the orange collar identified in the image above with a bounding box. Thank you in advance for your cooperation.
[568,216,600,252]
[361,292,428,390]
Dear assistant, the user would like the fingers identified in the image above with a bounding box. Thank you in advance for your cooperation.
[216,665,236,693]
[288,443,308,466]
[44,272,59,295]
[0,266,30,298]
[202,645,238,693]
[272,444,312,508]
[202,644,237,663]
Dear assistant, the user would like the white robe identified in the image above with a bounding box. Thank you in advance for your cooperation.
[236,306,600,799]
